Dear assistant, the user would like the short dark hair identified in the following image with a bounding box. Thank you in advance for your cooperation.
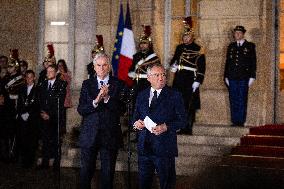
[47,64,58,71]
[57,59,68,73]
[25,69,35,77]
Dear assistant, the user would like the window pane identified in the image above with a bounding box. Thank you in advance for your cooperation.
[45,24,69,42]
[44,0,69,64]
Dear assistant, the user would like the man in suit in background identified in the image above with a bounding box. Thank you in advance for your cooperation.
[17,70,39,168]
[78,53,126,189]
[133,63,187,189]
[224,25,256,126]
[38,64,66,170]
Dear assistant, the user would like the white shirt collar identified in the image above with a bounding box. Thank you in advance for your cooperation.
[48,78,56,86]
[236,39,245,46]
[27,84,34,95]
[97,75,110,84]
[150,87,162,97]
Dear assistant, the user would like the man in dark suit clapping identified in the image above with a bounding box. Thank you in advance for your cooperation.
[133,63,187,189]
[78,53,126,189]
[38,64,66,170]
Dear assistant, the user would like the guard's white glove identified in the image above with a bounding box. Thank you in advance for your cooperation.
[128,72,136,79]
[225,78,229,86]
[21,112,29,121]
[192,82,200,92]
[170,63,178,73]
[248,78,255,87]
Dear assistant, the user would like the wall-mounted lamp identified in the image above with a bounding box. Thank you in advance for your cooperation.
[50,21,66,26]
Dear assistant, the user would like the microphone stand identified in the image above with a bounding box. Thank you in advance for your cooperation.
[122,88,134,189]
[57,96,61,189]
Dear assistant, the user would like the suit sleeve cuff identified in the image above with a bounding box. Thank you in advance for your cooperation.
[92,100,98,108]
[103,96,110,103]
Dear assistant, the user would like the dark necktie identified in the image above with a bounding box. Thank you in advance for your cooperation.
[100,81,104,88]
[150,90,158,111]
[48,82,52,91]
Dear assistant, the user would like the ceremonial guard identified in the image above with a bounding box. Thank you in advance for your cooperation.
[17,70,39,168]
[128,26,160,94]
[38,44,56,87]
[4,49,25,160]
[170,17,206,134]
[5,49,25,101]
[224,25,256,126]
[87,35,105,78]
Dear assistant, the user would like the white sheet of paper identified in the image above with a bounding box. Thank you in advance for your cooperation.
[144,116,157,133]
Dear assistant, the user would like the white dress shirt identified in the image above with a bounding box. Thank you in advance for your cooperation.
[149,87,162,107]
[236,39,245,46]
[48,79,56,89]
[27,84,34,96]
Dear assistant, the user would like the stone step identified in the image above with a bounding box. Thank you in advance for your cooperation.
[178,144,232,156]
[193,124,249,137]
[63,146,223,165]
[64,143,232,160]
[61,154,221,176]
[177,135,240,146]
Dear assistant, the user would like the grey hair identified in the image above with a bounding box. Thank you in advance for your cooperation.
[146,63,165,76]
[93,53,111,65]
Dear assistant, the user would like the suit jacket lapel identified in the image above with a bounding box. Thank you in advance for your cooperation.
[149,86,168,116]
[28,85,36,100]
[156,87,167,107]
[89,77,99,98]
[143,88,151,114]
[107,76,115,97]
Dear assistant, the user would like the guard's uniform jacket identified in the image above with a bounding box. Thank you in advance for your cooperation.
[170,41,206,111]
[87,62,95,78]
[5,73,25,100]
[128,49,160,93]
[224,40,256,80]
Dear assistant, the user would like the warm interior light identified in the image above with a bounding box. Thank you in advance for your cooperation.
[50,21,66,26]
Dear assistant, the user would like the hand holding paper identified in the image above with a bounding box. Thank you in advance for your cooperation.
[144,116,157,133]
[152,123,168,135]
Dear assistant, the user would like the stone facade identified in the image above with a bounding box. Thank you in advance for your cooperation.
[0,0,283,131]
[0,0,39,71]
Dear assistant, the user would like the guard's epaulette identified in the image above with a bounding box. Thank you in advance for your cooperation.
[199,46,205,55]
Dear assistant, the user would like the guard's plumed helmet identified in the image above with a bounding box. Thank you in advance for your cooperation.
[183,17,194,36]
[139,25,152,44]
[92,35,105,54]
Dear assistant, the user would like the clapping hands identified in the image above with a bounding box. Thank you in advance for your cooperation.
[94,84,110,104]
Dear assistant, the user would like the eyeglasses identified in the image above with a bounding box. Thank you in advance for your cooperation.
[149,73,166,78]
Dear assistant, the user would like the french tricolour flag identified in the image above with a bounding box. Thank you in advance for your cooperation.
[118,2,136,87]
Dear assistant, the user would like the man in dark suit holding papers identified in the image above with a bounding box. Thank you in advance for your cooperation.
[132,63,187,189]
